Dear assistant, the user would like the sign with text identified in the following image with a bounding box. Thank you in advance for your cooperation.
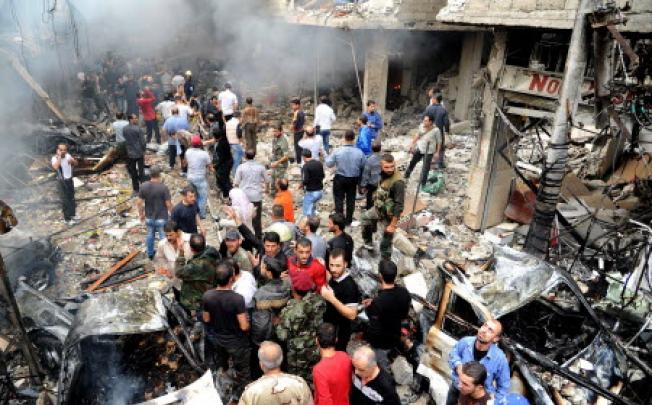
[499,66,594,100]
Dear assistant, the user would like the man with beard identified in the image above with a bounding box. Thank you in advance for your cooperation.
[447,320,510,405]
[287,238,327,291]
[360,153,405,258]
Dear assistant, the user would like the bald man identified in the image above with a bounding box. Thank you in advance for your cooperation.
[350,346,400,405]
[447,320,510,405]
[239,341,312,405]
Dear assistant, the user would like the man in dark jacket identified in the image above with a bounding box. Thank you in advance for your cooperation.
[123,114,146,193]
[301,149,324,216]
[175,233,221,314]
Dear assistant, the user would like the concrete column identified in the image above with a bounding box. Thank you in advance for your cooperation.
[464,31,513,231]
[454,32,485,121]
[363,34,389,113]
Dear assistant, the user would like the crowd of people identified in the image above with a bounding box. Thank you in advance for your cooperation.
[51,67,535,405]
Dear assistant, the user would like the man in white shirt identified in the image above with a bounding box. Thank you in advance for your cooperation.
[298,126,324,162]
[174,95,192,122]
[218,82,238,121]
[155,95,176,122]
[314,96,336,154]
[226,111,244,176]
[111,112,129,160]
[155,221,192,276]
[51,144,78,225]
[185,135,212,218]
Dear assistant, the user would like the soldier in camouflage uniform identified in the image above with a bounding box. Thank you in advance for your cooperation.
[270,123,290,197]
[175,233,221,313]
[275,271,326,383]
[360,153,406,259]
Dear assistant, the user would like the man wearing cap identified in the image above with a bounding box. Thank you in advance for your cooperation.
[276,271,326,384]
[185,135,212,218]
[287,237,327,291]
[223,229,255,272]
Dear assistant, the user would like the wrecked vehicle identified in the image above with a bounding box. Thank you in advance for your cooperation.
[14,281,209,404]
[416,246,639,405]
[0,227,59,291]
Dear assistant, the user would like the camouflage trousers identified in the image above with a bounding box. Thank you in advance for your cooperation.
[270,167,287,197]
[360,207,394,258]
[286,343,319,385]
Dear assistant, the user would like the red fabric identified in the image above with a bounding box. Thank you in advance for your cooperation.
[313,351,352,405]
[137,90,156,121]
[273,190,295,222]
[287,256,327,290]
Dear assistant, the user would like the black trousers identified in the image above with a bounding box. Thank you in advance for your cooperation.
[145,119,160,144]
[215,165,232,198]
[405,151,433,186]
[252,200,263,240]
[333,175,359,225]
[58,178,76,220]
[446,386,459,405]
[127,157,145,192]
[365,184,378,210]
[293,131,304,164]
[168,144,177,168]
[205,335,251,396]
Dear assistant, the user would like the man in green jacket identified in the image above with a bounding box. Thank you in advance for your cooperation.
[175,233,221,313]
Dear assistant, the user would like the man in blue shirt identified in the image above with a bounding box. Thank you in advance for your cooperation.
[447,320,510,405]
[362,100,384,139]
[355,114,376,156]
[162,107,189,169]
[325,130,366,225]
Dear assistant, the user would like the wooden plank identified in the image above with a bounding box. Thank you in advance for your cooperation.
[86,250,140,292]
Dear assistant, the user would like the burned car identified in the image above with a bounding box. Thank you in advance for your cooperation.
[415,246,639,405]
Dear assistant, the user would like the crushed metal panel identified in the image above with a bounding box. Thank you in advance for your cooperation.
[14,280,73,342]
[135,370,222,405]
[472,245,563,318]
[64,288,167,347]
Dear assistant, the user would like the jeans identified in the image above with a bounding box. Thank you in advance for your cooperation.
[145,218,166,258]
[319,129,331,154]
[230,144,244,177]
[405,151,433,186]
[145,119,160,144]
[127,157,145,191]
[302,190,323,216]
[58,178,76,220]
[333,175,359,225]
[188,177,208,218]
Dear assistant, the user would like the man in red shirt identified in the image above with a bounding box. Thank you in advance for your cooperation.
[313,322,352,405]
[288,238,327,290]
[137,87,160,144]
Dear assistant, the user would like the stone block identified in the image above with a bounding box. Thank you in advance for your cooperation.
[537,0,566,10]
[491,0,513,11]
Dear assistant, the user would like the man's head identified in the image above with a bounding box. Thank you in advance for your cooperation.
[246,97,253,105]
[164,221,180,244]
[428,87,440,99]
[372,141,382,153]
[224,229,242,254]
[435,94,443,104]
[273,123,283,138]
[477,320,503,345]
[328,248,348,280]
[128,114,138,124]
[276,178,289,192]
[352,346,379,381]
[290,98,301,110]
[262,232,281,257]
[191,135,202,148]
[378,259,397,285]
[380,154,396,177]
[149,166,162,180]
[295,237,313,265]
[458,361,487,397]
[358,114,368,126]
[344,130,356,144]
[306,215,320,234]
[271,204,285,221]
[319,95,330,105]
[215,262,235,288]
[224,82,232,90]
[171,107,179,116]
[56,143,68,157]
[258,341,283,373]
[181,187,197,205]
[305,126,315,137]
[302,148,312,161]
[366,100,376,113]
[423,114,434,129]
[317,323,337,349]
[189,233,206,254]
[245,149,256,160]
[210,96,219,106]
[262,256,285,280]
[290,270,315,296]
[116,112,125,120]
[328,212,346,233]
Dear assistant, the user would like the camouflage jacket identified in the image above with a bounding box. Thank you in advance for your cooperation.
[275,292,326,380]
[175,246,220,310]
[271,135,290,168]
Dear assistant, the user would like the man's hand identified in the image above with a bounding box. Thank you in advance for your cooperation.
[270,161,278,169]
[409,145,415,154]
[176,236,185,251]
[139,215,145,224]
[320,285,336,303]
[385,223,397,233]
[362,298,373,308]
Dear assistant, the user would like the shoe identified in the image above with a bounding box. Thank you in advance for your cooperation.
[180,172,187,178]
[66,219,78,226]
[131,191,139,198]
[350,220,360,227]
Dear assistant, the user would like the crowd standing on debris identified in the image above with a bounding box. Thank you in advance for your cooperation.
[48,63,535,405]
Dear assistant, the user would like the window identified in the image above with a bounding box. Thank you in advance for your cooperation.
[441,293,481,340]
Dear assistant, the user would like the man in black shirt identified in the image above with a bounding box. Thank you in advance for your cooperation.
[364,259,411,371]
[123,113,146,193]
[171,186,205,235]
[290,98,305,164]
[253,231,287,281]
[301,149,324,217]
[320,248,360,351]
[203,262,251,396]
[351,345,400,405]
[327,212,354,265]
